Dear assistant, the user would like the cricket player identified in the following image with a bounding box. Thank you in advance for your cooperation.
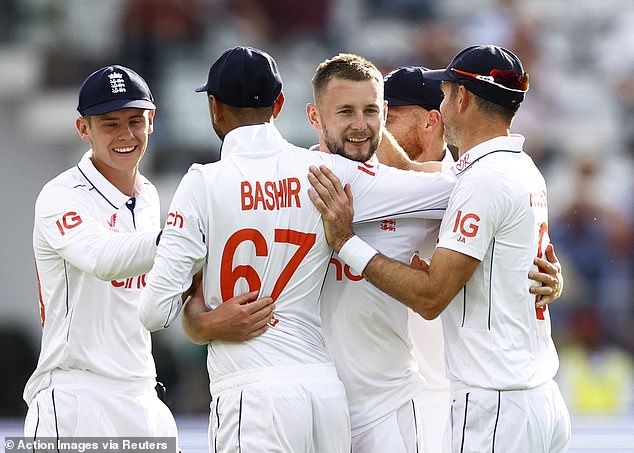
[309,45,571,453]
[24,65,178,439]
[382,65,454,453]
[309,56,564,453]
[180,53,565,453]
[138,46,455,453]
[306,55,447,451]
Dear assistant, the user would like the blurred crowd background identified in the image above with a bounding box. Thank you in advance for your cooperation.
[1,0,633,420]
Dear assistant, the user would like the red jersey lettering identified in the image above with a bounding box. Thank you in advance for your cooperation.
[529,190,548,208]
[111,274,148,289]
[241,178,302,211]
[166,211,184,228]
[56,211,82,236]
[453,210,480,238]
[329,257,364,282]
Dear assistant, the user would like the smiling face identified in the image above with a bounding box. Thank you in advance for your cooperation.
[310,77,386,162]
[76,108,155,189]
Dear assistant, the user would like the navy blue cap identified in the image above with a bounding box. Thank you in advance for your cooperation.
[384,66,443,111]
[424,45,528,109]
[77,65,155,116]
[195,46,282,108]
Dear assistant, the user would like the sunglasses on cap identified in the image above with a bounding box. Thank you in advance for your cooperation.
[451,68,529,92]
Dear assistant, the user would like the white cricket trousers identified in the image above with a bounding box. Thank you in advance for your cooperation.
[208,363,351,453]
[417,388,451,453]
[24,370,178,442]
[447,379,571,453]
[351,397,423,453]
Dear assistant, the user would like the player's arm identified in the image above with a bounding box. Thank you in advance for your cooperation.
[35,188,159,281]
[308,163,475,318]
[375,130,442,173]
[410,242,564,306]
[371,247,479,319]
[308,164,561,317]
[139,167,208,331]
[329,158,454,224]
[182,283,275,344]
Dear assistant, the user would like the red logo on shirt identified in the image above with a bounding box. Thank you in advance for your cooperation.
[453,210,480,239]
[357,162,376,176]
[380,219,397,231]
[328,257,364,282]
[107,213,117,228]
[55,212,82,236]
[456,153,471,172]
[529,190,547,208]
[111,274,147,289]
[166,211,184,228]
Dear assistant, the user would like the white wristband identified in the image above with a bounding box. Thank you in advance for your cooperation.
[338,235,379,275]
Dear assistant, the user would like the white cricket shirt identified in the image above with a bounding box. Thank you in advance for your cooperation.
[407,149,457,395]
[139,123,454,383]
[24,151,161,405]
[323,150,456,434]
[437,135,560,390]
[323,215,445,434]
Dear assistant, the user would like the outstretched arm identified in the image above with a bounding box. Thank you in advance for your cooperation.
[307,165,563,319]
[307,164,477,319]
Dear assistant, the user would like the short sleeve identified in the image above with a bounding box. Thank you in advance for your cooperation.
[437,169,510,261]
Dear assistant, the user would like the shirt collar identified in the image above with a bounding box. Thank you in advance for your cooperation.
[441,148,455,164]
[220,123,287,159]
[76,150,148,209]
[454,134,525,176]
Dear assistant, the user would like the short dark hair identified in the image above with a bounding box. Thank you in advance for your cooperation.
[448,81,518,122]
[224,103,275,122]
[312,53,383,104]
[469,85,518,121]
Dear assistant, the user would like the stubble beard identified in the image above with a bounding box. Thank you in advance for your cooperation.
[323,127,378,163]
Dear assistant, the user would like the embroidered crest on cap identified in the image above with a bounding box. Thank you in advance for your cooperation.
[108,72,126,94]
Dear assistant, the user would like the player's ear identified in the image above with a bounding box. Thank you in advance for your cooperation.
[457,85,470,113]
[76,116,91,144]
[427,109,441,131]
[147,110,156,135]
[306,103,322,132]
[209,95,223,123]
[272,92,285,119]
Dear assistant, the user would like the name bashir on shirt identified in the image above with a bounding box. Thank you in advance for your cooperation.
[241,177,301,211]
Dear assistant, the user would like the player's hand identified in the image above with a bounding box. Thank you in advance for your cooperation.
[307,165,355,253]
[182,288,275,344]
[529,243,563,307]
